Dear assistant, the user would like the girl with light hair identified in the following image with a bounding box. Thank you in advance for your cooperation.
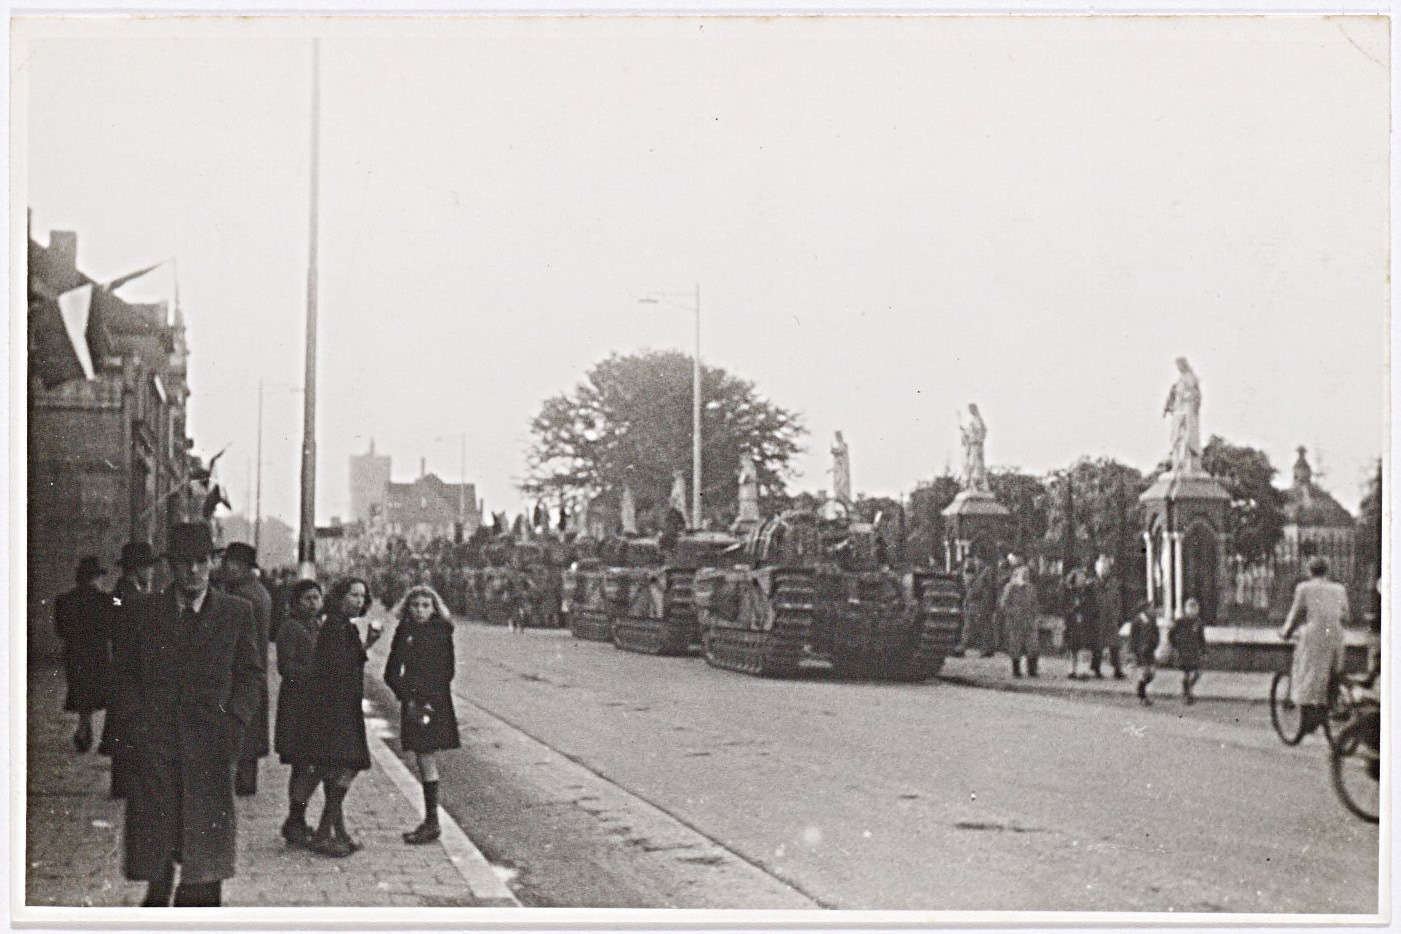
[384,585,461,844]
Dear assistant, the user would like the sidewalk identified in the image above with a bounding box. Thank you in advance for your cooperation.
[940,651,1272,703]
[23,660,519,909]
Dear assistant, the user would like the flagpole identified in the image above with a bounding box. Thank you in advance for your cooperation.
[297,38,321,580]
[254,378,264,552]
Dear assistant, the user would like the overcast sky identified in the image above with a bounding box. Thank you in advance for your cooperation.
[16,14,1389,527]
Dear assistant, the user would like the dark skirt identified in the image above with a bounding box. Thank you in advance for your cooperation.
[399,691,461,754]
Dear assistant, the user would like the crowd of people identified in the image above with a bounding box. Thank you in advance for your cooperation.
[960,551,1214,706]
[49,521,461,907]
[48,520,1359,906]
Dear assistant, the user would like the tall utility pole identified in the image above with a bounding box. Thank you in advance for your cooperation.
[297,38,321,580]
[691,283,701,529]
[255,379,264,552]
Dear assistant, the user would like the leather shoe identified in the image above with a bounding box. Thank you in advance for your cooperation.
[310,829,354,858]
[403,821,441,845]
[281,818,313,848]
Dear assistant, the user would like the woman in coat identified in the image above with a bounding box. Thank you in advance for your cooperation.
[384,584,461,844]
[997,565,1040,678]
[274,579,323,847]
[1280,556,1350,737]
[302,577,382,857]
[53,556,114,753]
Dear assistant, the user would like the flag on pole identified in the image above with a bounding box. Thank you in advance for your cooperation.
[105,262,164,292]
[57,285,96,380]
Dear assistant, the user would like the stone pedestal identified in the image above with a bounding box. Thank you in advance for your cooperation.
[941,489,1012,571]
[1139,469,1230,653]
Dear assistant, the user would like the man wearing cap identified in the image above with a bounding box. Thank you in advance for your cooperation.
[218,541,272,796]
[115,522,263,907]
[53,555,115,754]
[106,542,158,798]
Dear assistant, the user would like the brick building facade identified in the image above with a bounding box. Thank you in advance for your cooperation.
[27,228,202,658]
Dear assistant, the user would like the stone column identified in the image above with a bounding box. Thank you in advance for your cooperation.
[1143,530,1155,603]
[1172,531,1185,619]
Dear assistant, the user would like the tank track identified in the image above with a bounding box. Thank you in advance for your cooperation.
[569,608,613,642]
[612,571,697,656]
[889,575,964,681]
[703,571,813,677]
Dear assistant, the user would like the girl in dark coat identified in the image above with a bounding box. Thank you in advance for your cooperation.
[303,577,382,857]
[53,556,114,753]
[384,585,461,844]
[274,579,323,847]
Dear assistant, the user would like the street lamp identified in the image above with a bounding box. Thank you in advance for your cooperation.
[638,285,701,529]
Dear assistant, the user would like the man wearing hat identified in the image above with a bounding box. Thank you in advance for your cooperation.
[218,541,272,796]
[114,522,263,907]
[105,542,158,798]
[53,555,115,754]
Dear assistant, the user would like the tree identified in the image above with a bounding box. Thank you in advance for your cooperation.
[1355,460,1382,619]
[1044,458,1149,570]
[987,469,1050,562]
[525,351,805,527]
[906,474,961,567]
[1201,435,1286,564]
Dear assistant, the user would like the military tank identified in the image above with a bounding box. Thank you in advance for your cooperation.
[610,531,741,656]
[694,509,962,680]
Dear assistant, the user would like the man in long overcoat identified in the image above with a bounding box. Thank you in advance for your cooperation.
[1090,555,1125,679]
[219,541,272,796]
[53,555,115,754]
[115,522,263,907]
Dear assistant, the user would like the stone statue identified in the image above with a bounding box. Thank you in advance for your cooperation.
[1163,357,1202,474]
[669,470,689,525]
[959,403,990,493]
[620,484,637,535]
[736,453,761,525]
[831,431,852,505]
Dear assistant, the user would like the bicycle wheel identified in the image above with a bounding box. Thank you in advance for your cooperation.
[1331,721,1380,824]
[1270,670,1305,745]
[1323,678,1357,753]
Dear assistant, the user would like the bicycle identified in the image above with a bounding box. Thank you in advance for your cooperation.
[1330,696,1380,824]
[1270,652,1361,750]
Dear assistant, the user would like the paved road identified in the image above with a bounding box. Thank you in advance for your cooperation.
[369,624,1380,914]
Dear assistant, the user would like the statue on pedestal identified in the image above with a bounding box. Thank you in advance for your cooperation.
[831,431,852,505]
[736,453,761,525]
[959,403,990,494]
[620,484,637,535]
[669,470,689,526]
[1163,357,1203,474]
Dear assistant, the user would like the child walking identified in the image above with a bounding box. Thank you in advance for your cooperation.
[1128,601,1160,706]
[384,585,461,844]
[1169,597,1207,704]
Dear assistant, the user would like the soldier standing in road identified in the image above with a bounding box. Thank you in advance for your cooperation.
[996,565,1041,678]
[115,522,263,907]
[53,555,115,755]
[962,555,998,657]
[219,542,273,796]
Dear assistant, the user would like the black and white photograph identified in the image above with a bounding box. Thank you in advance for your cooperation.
[13,8,1389,924]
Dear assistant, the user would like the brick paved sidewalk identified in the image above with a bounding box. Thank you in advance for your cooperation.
[23,660,518,910]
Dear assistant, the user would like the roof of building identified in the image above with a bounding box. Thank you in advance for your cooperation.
[1284,447,1353,529]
